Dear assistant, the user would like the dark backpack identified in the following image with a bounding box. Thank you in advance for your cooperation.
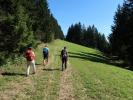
[62,49,67,58]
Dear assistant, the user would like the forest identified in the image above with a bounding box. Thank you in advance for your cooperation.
[0,0,64,65]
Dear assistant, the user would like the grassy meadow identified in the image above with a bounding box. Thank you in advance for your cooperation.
[0,39,133,100]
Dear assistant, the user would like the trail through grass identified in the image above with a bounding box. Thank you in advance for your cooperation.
[59,62,74,100]
[0,39,133,100]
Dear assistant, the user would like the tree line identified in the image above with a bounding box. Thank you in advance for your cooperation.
[108,0,133,68]
[1,0,133,69]
[66,23,109,53]
[0,0,64,65]
[66,0,133,69]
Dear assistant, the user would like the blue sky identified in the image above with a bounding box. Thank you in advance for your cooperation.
[48,0,124,37]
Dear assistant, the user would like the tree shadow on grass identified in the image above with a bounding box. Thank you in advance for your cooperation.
[69,51,108,64]
[80,52,109,60]
[1,72,25,76]
[68,51,128,69]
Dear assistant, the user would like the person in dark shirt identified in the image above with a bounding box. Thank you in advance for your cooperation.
[61,46,68,71]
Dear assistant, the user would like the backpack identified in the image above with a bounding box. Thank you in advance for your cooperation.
[62,49,67,58]
[25,50,34,61]
[43,48,48,55]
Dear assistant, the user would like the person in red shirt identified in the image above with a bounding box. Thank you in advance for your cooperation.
[24,46,36,76]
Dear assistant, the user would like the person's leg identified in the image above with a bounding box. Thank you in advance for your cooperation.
[43,54,46,66]
[43,59,45,66]
[32,60,36,74]
[64,57,68,69]
[45,55,48,65]
[46,56,48,64]
[62,59,64,71]
[26,61,30,76]
[65,59,67,69]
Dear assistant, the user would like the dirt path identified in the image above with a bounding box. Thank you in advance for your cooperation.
[59,63,75,100]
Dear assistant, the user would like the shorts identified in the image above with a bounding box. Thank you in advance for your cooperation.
[43,53,48,59]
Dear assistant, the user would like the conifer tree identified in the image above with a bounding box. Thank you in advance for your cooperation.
[109,0,133,67]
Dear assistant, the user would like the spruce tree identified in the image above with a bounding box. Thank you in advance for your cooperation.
[109,0,133,67]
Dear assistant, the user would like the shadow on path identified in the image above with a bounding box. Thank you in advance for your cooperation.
[43,68,60,71]
[1,72,25,76]
[35,63,42,65]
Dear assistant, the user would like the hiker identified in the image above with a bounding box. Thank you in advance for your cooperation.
[43,44,49,66]
[61,46,68,71]
[24,46,36,76]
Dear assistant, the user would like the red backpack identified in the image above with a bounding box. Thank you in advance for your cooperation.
[25,50,34,61]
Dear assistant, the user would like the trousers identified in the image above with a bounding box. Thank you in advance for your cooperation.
[26,60,36,76]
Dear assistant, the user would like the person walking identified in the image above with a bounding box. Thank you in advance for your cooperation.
[24,46,36,76]
[43,44,49,66]
[61,46,68,71]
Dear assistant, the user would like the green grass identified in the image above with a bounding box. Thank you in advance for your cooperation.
[0,39,133,100]
[60,40,133,100]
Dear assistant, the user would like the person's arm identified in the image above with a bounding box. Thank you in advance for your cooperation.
[66,50,68,57]
[48,48,50,56]
[60,50,63,59]
[32,51,35,59]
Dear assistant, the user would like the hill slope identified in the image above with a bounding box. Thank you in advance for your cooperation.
[0,39,133,100]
